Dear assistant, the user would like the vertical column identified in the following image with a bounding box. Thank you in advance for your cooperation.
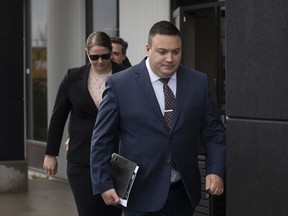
[0,0,27,193]
[46,0,86,179]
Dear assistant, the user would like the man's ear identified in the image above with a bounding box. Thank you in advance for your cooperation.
[146,44,150,56]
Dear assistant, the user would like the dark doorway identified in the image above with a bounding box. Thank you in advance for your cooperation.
[173,2,226,117]
[173,2,226,216]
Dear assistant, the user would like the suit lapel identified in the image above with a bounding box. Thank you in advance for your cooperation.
[172,67,188,130]
[134,61,168,128]
[80,64,98,111]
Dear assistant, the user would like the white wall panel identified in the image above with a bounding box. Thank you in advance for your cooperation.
[119,0,170,65]
[47,0,86,179]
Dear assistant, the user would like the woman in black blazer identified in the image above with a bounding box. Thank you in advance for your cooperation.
[43,32,125,216]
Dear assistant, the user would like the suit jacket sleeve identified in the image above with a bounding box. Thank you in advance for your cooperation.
[45,71,72,156]
[90,77,119,195]
[201,80,226,179]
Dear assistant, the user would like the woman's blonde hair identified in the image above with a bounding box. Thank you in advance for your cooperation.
[85,31,112,52]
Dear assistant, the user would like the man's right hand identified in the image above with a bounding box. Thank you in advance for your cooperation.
[101,189,120,205]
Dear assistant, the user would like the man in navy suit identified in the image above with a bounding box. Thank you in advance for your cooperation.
[90,20,226,216]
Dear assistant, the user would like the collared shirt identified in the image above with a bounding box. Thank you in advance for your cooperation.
[145,58,181,183]
[145,58,177,115]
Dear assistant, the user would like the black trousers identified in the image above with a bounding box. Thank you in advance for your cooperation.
[67,161,122,216]
[124,181,194,216]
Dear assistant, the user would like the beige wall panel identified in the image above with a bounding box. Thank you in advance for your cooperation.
[119,0,170,65]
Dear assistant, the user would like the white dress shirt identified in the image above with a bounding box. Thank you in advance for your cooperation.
[145,58,177,114]
[145,58,181,183]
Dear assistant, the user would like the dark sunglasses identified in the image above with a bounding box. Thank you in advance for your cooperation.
[88,53,111,61]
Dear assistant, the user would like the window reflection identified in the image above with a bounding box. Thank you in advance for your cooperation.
[93,0,118,36]
[30,0,47,141]
[27,0,118,142]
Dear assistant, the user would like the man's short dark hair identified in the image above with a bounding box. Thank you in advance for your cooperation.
[110,36,128,55]
[148,20,181,46]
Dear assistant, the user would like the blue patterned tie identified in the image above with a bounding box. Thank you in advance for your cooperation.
[160,78,175,129]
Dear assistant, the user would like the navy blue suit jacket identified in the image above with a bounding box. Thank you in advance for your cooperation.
[90,59,226,212]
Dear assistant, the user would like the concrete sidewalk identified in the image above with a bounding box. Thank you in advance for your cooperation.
[0,171,77,216]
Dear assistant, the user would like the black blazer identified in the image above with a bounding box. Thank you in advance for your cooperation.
[45,61,125,165]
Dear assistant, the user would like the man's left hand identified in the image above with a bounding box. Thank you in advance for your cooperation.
[205,174,224,196]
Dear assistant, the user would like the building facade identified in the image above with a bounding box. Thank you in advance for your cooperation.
[1,0,288,215]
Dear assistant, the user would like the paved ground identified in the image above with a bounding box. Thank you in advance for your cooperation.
[0,172,77,216]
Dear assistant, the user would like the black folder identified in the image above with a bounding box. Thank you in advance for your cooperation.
[110,153,139,206]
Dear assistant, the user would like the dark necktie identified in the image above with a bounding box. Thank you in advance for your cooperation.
[160,78,175,129]
[160,78,178,172]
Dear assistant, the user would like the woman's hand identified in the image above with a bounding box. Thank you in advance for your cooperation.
[43,155,58,176]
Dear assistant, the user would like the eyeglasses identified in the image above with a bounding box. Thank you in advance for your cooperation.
[88,53,111,61]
